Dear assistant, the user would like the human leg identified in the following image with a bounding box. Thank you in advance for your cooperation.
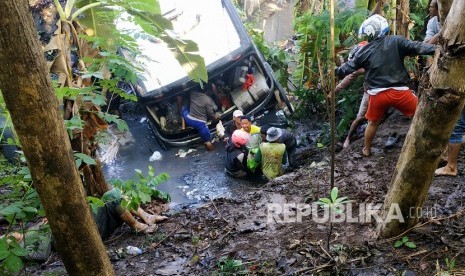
[344,117,366,148]
[116,205,157,233]
[287,141,298,168]
[363,120,380,156]
[198,123,214,151]
[131,208,167,225]
[391,89,418,118]
[435,109,465,176]
[363,92,388,156]
[345,93,369,148]
[185,114,214,150]
[435,143,461,176]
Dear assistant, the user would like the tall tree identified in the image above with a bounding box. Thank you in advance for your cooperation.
[396,0,410,38]
[0,1,114,275]
[378,0,465,237]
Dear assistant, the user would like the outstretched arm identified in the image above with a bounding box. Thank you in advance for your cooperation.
[334,69,365,94]
[335,59,360,80]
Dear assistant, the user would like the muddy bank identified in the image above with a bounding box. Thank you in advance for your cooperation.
[25,111,465,275]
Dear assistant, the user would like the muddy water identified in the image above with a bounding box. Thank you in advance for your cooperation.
[102,114,258,208]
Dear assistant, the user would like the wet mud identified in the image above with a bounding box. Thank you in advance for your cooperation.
[26,110,465,275]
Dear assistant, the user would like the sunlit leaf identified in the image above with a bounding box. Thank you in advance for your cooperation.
[330,187,339,203]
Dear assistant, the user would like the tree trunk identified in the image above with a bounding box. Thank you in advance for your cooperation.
[438,0,454,24]
[378,1,465,237]
[0,1,114,275]
[396,0,410,38]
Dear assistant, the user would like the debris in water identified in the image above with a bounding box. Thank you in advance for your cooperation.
[149,151,162,161]
[100,140,120,165]
[176,148,197,158]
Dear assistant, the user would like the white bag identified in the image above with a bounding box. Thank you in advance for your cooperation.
[216,120,225,138]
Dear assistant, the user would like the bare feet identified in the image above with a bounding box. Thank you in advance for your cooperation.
[144,214,168,225]
[133,221,158,234]
[362,147,371,157]
[205,142,214,151]
[132,208,168,225]
[434,166,458,177]
[343,138,350,148]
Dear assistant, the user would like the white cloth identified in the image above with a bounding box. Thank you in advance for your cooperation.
[367,86,409,96]
[424,16,441,42]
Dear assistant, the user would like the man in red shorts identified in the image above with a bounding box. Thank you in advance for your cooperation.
[336,14,436,156]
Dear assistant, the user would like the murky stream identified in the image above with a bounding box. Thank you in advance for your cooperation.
[102,114,261,208]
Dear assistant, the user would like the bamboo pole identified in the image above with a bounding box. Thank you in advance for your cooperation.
[329,0,335,190]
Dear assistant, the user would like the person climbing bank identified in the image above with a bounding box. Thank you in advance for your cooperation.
[335,14,436,156]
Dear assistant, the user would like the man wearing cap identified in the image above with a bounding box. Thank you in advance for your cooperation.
[240,115,261,134]
[261,126,298,169]
[223,110,244,143]
[254,127,287,180]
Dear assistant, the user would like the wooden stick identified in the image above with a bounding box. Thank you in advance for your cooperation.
[211,199,230,224]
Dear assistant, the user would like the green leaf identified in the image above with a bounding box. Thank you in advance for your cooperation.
[405,242,416,249]
[0,238,8,251]
[160,33,208,85]
[317,198,332,205]
[74,153,96,165]
[139,192,151,204]
[75,158,82,168]
[17,166,30,176]
[334,196,348,204]
[5,253,23,272]
[89,94,107,106]
[0,204,21,217]
[81,71,104,79]
[150,173,170,187]
[88,196,105,207]
[394,240,404,248]
[0,249,9,261]
[22,207,38,215]
[11,246,29,257]
[330,187,339,203]
[402,236,409,243]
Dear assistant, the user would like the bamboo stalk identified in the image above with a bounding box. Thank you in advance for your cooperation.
[329,0,336,190]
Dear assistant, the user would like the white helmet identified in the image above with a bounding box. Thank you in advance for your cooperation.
[358,14,389,41]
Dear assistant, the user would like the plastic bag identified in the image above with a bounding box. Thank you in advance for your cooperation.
[216,120,225,138]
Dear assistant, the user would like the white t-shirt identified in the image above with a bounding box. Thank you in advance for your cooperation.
[424,16,441,42]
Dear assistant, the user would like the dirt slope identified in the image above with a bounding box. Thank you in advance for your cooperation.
[26,112,465,275]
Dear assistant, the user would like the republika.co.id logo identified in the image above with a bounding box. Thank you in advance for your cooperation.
[266,202,437,224]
